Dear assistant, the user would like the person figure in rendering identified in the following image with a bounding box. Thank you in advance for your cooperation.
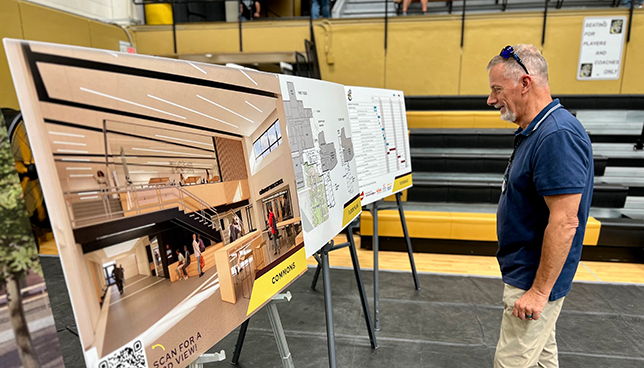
[193,234,204,278]
[268,206,279,255]
[166,244,173,264]
[229,217,242,243]
[487,44,593,367]
[112,265,124,295]
[175,249,186,280]
[183,245,191,279]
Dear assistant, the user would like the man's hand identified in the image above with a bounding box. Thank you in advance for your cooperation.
[512,288,549,321]
[254,11,260,18]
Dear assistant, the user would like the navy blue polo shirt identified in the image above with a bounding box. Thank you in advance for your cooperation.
[496,99,594,301]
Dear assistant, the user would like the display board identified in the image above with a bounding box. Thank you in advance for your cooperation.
[577,16,627,81]
[4,39,363,368]
[279,76,362,258]
[345,87,412,205]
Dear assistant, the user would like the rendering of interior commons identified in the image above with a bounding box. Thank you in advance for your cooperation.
[1,0,644,368]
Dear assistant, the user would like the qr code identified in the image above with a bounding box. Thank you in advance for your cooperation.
[98,340,147,368]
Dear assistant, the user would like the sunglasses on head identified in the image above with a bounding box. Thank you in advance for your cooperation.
[500,46,529,75]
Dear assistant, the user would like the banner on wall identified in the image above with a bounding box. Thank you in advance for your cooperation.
[344,86,412,206]
[4,39,363,368]
[577,16,627,81]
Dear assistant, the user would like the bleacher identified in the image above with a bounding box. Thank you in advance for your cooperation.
[361,96,644,262]
[335,0,620,19]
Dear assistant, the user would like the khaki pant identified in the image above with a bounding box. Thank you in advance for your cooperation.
[494,284,565,368]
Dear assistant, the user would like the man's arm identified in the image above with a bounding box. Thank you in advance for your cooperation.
[254,1,261,17]
[512,193,581,321]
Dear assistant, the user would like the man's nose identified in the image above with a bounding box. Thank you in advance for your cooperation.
[487,94,496,106]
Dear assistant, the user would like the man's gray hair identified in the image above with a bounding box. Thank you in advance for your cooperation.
[487,44,549,85]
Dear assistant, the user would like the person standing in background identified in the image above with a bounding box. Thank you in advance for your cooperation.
[183,245,191,279]
[268,206,279,255]
[192,234,204,278]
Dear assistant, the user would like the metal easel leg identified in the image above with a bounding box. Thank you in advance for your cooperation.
[346,224,378,349]
[230,319,250,365]
[267,302,295,368]
[396,192,420,290]
[371,201,380,331]
[310,258,322,291]
[320,241,337,368]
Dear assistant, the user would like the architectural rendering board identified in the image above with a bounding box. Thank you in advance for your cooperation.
[279,76,362,258]
[4,39,360,368]
[345,87,413,206]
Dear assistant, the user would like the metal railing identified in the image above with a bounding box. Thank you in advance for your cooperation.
[64,183,220,230]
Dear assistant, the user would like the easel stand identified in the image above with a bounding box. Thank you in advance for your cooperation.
[311,222,379,368]
[369,192,420,331]
[230,292,295,368]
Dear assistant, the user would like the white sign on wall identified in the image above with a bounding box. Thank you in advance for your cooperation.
[577,16,627,81]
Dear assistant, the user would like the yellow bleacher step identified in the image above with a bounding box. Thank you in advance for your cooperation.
[407,111,516,129]
[360,211,601,246]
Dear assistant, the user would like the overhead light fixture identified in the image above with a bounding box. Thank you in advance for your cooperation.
[61,158,90,162]
[148,94,238,128]
[54,141,87,146]
[205,54,213,58]
[96,223,156,240]
[79,191,99,195]
[146,161,170,165]
[80,196,100,200]
[66,167,92,170]
[132,147,212,158]
[245,101,262,113]
[155,134,212,147]
[49,131,85,138]
[239,70,258,86]
[57,149,89,154]
[196,95,254,124]
[80,87,187,120]
[186,61,207,75]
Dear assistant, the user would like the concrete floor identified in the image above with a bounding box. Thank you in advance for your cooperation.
[41,257,644,368]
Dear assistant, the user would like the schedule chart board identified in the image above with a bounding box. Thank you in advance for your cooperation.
[345,87,412,206]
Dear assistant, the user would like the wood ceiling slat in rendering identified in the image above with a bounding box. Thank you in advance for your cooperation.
[23,41,280,138]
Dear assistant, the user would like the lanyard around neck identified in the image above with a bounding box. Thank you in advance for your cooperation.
[502,102,562,194]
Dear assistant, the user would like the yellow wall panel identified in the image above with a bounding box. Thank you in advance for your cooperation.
[19,1,91,47]
[242,22,309,52]
[385,17,462,95]
[459,13,544,95]
[89,21,130,51]
[0,0,23,109]
[176,25,242,54]
[132,27,176,55]
[314,20,386,88]
[543,10,626,95]
[620,13,644,94]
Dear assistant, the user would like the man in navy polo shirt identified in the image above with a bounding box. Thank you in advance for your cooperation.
[486,44,594,368]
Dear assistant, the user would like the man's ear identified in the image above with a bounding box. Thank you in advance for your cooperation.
[521,75,532,94]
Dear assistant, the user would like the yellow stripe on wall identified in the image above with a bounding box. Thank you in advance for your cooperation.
[361,211,601,246]
[406,111,516,129]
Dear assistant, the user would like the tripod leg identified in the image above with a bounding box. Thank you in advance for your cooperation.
[346,225,378,349]
[372,202,380,331]
[396,192,420,290]
[231,319,250,365]
[321,243,337,368]
[267,302,295,368]
[311,261,322,291]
